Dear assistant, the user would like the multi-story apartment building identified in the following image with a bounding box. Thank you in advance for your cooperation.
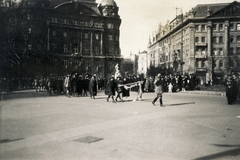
[148,1,240,83]
[0,0,122,79]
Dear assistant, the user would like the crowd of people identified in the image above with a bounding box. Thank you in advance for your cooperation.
[1,72,238,105]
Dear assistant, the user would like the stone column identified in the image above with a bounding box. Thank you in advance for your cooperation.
[80,31,82,54]
[224,20,229,75]
[100,31,103,55]
[189,23,195,73]
[207,21,212,81]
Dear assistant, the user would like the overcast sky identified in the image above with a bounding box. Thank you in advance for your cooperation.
[96,0,234,58]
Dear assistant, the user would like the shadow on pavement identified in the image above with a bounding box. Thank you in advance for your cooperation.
[0,138,24,144]
[0,90,64,101]
[193,144,240,160]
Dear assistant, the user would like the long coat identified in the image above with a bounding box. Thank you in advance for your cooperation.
[89,78,97,96]
[105,80,116,96]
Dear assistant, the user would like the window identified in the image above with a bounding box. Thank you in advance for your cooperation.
[95,46,99,55]
[230,36,234,43]
[201,25,206,31]
[63,60,69,67]
[116,36,119,41]
[213,36,217,43]
[28,44,32,50]
[196,25,200,31]
[52,31,56,36]
[53,59,58,66]
[219,36,223,43]
[74,44,78,53]
[230,23,234,30]
[109,46,114,54]
[107,23,114,29]
[213,48,218,55]
[213,24,217,31]
[64,44,68,53]
[237,35,240,42]
[202,61,206,68]
[95,34,99,40]
[201,37,205,43]
[37,59,42,64]
[219,48,223,55]
[83,44,89,54]
[219,24,223,31]
[195,37,199,42]
[84,33,89,39]
[108,35,113,41]
[63,32,67,38]
[237,24,240,30]
[237,47,240,55]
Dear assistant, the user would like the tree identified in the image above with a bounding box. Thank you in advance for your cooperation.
[0,0,50,87]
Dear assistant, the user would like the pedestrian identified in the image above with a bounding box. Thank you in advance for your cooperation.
[152,73,165,107]
[83,75,89,96]
[122,77,131,101]
[226,74,234,104]
[89,74,97,99]
[105,76,116,103]
[168,82,173,93]
[64,74,71,97]
[132,81,143,102]
[115,76,124,102]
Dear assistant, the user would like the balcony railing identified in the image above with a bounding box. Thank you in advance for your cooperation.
[195,54,207,59]
[195,42,207,46]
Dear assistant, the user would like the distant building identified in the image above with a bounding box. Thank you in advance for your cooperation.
[0,0,122,78]
[137,50,148,77]
[130,52,138,76]
[148,1,240,83]
[120,58,134,77]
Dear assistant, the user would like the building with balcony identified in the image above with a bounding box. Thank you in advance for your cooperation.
[0,0,122,79]
[148,1,240,83]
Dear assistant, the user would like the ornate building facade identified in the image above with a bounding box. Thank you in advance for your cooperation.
[0,0,122,78]
[148,1,240,83]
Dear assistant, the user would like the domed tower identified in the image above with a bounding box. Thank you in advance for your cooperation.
[98,0,119,17]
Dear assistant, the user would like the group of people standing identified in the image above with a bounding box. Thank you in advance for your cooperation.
[225,73,240,105]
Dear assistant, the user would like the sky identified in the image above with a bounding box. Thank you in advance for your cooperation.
[97,0,234,58]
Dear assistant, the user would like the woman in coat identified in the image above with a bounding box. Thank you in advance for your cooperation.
[105,77,116,103]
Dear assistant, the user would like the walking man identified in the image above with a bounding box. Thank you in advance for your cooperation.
[152,73,165,107]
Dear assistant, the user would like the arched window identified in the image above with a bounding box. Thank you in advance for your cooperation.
[195,37,199,42]
[213,48,218,55]
[201,36,205,42]
[213,36,217,43]
[219,36,223,43]
[219,48,223,55]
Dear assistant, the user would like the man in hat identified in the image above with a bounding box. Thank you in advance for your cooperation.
[152,73,165,107]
